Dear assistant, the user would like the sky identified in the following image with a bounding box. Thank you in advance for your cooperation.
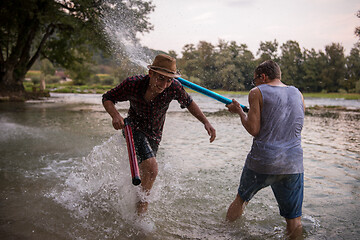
[139,0,360,57]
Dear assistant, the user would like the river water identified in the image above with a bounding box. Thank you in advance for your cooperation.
[0,93,359,239]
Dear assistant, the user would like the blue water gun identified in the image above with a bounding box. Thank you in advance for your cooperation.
[177,77,249,112]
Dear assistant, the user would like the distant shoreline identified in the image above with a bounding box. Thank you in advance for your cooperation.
[52,89,360,100]
[23,81,360,100]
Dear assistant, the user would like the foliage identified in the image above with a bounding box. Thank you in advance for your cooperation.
[345,43,360,92]
[0,0,154,99]
[41,59,55,76]
[175,9,360,93]
[2,2,359,100]
[214,40,255,90]
[176,39,360,93]
[279,40,303,87]
[356,10,360,39]
[321,43,346,92]
[257,39,279,63]
[26,70,41,79]
[177,40,255,91]
[303,92,360,100]
[113,57,147,83]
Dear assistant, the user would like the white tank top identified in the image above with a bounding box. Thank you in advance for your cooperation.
[245,84,304,174]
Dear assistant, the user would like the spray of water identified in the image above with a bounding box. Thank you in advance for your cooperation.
[100,1,155,69]
[48,134,157,237]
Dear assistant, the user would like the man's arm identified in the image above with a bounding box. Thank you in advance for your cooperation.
[103,100,125,130]
[226,88,262,137]
[186,101,216,142]
[300,92,306,112]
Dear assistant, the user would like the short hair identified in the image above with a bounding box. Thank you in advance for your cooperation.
[255,60,281,80]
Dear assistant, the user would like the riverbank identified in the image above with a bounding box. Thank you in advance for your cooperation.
[38,85,360,99]
[210,90,360,100]
[15,82,360,102]
[305,105,360,121]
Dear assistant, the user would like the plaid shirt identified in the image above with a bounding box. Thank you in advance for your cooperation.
[102,75,193,143]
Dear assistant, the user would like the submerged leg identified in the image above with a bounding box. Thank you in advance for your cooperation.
[286,217,303,239]
[137,157,158,215]
[226,194,247,222]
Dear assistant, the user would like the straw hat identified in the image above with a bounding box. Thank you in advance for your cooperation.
[147,54,180,78]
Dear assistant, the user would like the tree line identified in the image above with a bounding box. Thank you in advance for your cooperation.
[1,0,359,101]
[172,39,360,93]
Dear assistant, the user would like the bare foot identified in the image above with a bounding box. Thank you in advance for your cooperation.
[137,201,148,216]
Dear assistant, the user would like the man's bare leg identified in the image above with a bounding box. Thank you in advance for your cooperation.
[137,157,158,215]
[226,194,247,222]
[286,217,303,239]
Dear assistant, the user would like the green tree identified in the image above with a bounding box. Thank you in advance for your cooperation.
[279,40,304,88]
[345,43,360,92]
[113,57,146,83]
[0,0,154,100]
[257,39,279,63]
[355,10,360,38]
[214,40,255,90]
[168,50,177,59]
[196,41,217,88]
[178,44,200,79]
[237,44,256,90]
[41,59,55,76]
[302,49,326,92]
[39,58,55,88]
[66,62,93,85]
[214,40,240,90]
[321,43,346,92]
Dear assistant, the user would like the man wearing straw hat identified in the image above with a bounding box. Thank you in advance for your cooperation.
[102,54,216,215]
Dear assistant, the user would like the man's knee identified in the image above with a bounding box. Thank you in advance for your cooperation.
[141,157,158,179]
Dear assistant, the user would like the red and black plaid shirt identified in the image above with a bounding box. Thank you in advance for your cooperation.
[102,75,193,143]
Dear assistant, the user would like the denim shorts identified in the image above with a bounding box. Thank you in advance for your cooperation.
[238,166,304,219]
[124,130,159,164]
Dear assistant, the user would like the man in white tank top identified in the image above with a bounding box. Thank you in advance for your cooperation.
[225,60,305,239]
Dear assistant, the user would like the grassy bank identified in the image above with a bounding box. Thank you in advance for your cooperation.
[24,82,360,100]
[302,92,360,100]
[190,89,359,100]
[211,90,360,100]
[24,82,113,94]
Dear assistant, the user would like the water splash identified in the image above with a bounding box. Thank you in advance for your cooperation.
[100,1,154,69]
[47,134,157,238]
[0,118,47,142]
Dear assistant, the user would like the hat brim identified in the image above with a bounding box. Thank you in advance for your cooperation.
[147,65,180,78]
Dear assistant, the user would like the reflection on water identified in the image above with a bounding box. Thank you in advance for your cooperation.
[0,93,359,239]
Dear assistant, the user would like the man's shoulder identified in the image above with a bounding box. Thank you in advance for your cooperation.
[125,74,148,83]
[170,78,183,88]
[119,75,149,89]
[249,86,262,97]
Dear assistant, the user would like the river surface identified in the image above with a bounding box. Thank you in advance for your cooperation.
[0,93,359,239]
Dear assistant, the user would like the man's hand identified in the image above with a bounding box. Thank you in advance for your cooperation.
[112,114,125,130]
[226,99,243,114]
[103,100,125,130]
[226,88,262,137]
[204,122,216,143]
[186,101,216,143]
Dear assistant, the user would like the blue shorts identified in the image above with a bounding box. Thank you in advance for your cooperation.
[238,166,304,219]
[126,130,159,164]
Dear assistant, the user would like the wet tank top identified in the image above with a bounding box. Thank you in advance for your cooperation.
[245,84,304,174]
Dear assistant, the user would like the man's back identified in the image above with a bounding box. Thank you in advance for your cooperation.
[245,84,304,175]
[257,84,304,143]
